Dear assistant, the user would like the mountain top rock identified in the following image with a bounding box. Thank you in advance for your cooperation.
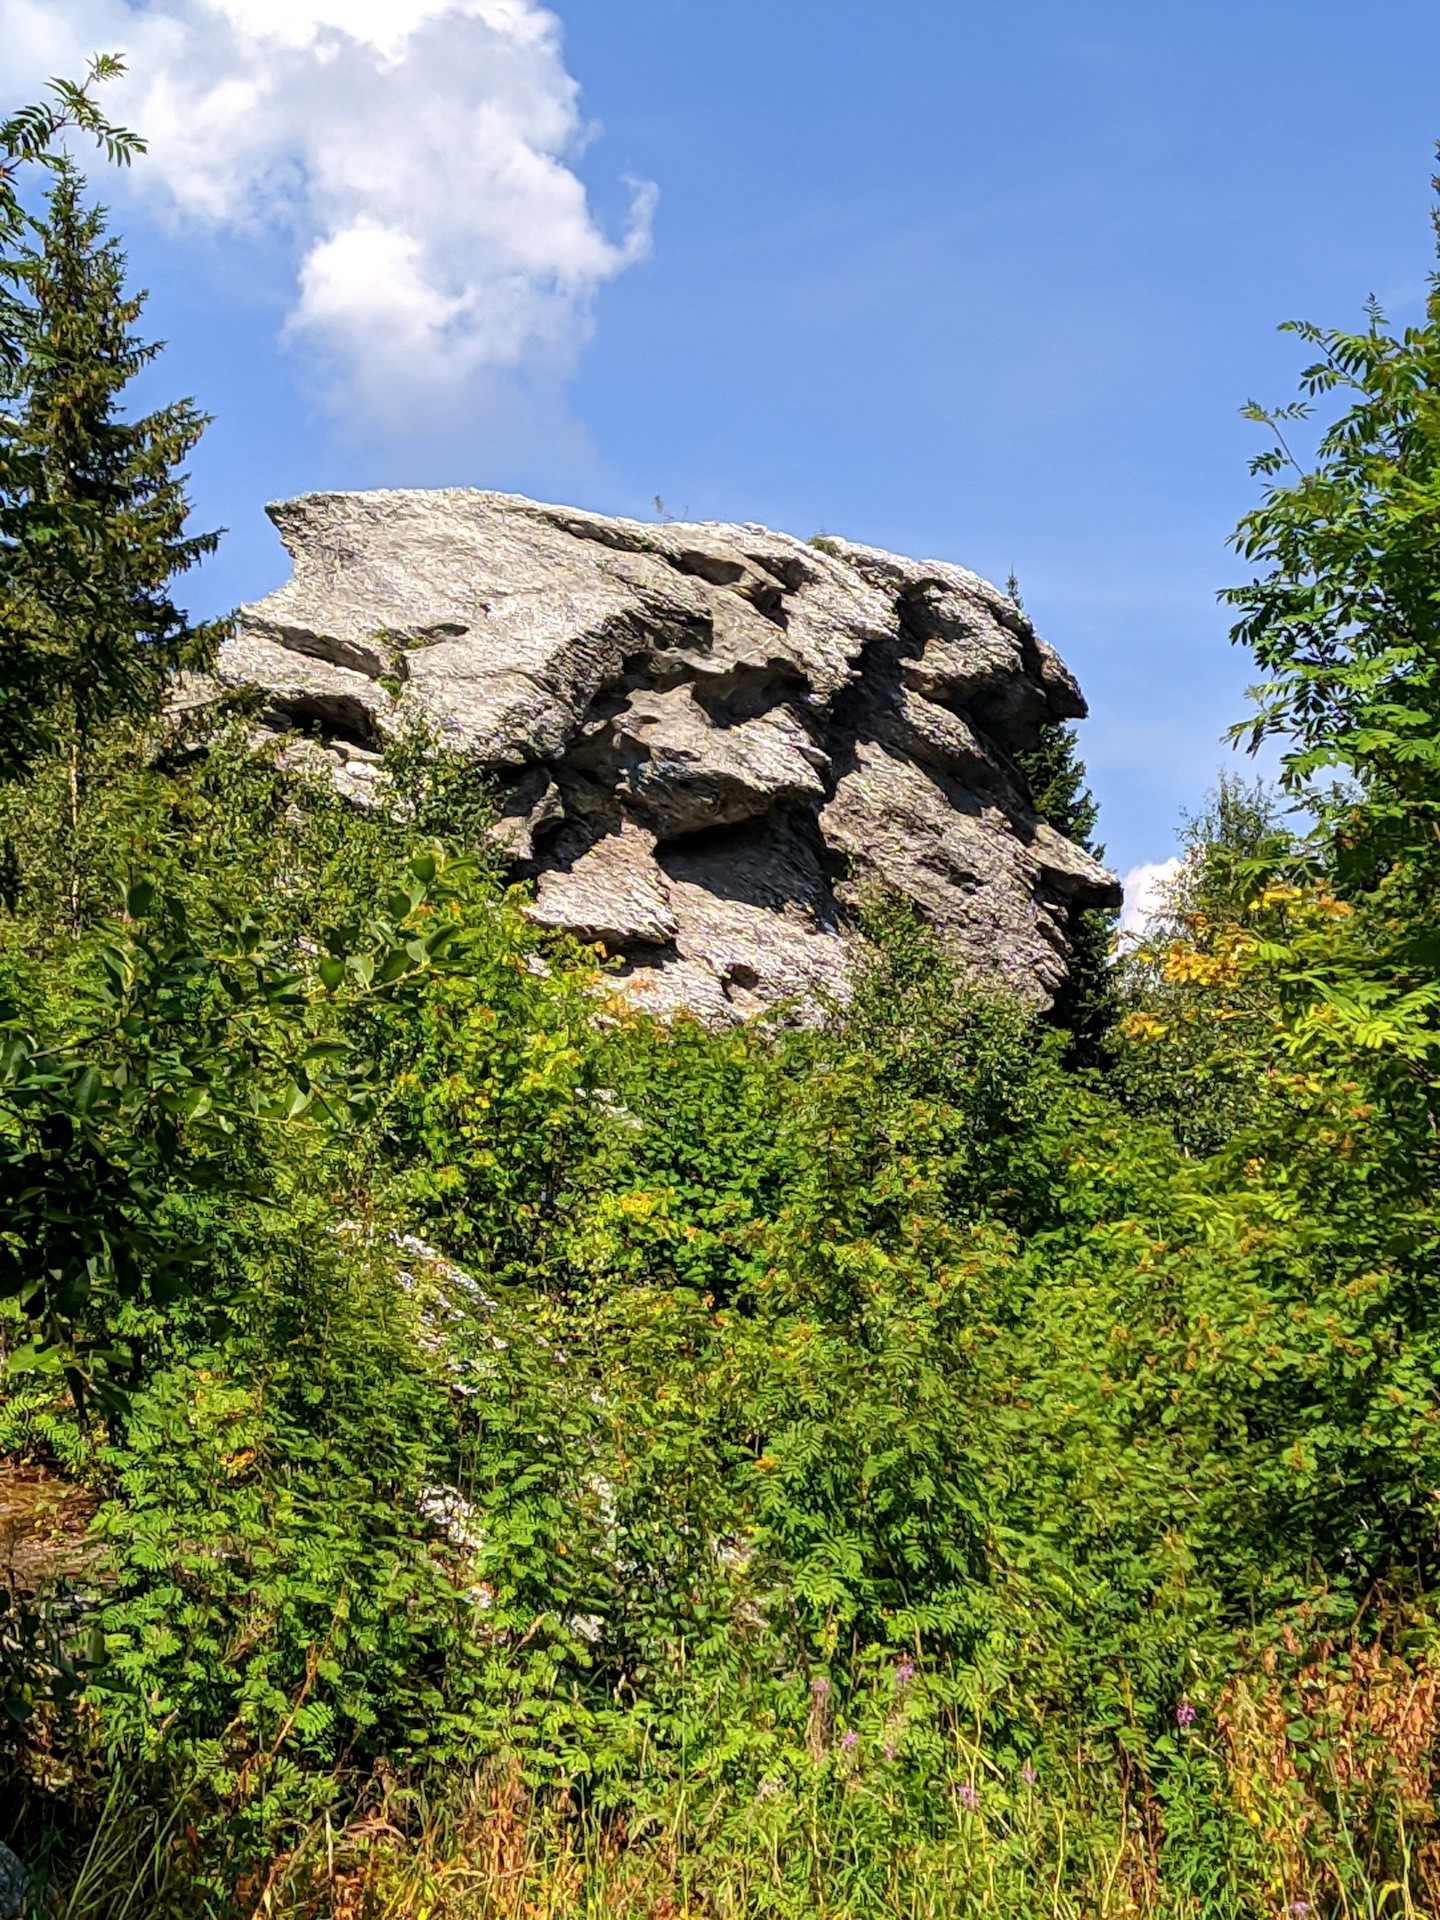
[197,489,1120,1018]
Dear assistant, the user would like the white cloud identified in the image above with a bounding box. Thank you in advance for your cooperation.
[1,0,655,424]
[1119,857,1181,940]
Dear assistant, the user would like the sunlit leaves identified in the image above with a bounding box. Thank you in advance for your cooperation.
[0,845,485,1412]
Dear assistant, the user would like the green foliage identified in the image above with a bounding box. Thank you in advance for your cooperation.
[1227,270,1440,907]
[1,71,222,781]
[1222,169,1440,1119]
[1016,721,1099,852]
[0,846,477,1419]
[20,877,1424,1908]
[91,1219,481,1773]
[360,884,604,1288]
[1112,776,1295,1156]
[7,81,1440,1920]
[1015,721,1120,1068]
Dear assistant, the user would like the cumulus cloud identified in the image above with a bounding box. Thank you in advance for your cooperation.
[1120,857,1181,940]
[1,0,655,423]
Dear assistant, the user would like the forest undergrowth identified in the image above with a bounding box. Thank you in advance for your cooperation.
[4,64,1440,1920]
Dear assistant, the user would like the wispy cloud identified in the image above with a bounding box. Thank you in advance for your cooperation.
[2,0,655,425]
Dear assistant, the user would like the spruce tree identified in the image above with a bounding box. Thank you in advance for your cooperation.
[1005,573,1119,1066]
[0,68,224,791]
[1016,720,1120,1067]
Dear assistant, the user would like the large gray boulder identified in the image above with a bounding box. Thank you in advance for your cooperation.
[198,490,1119,1017]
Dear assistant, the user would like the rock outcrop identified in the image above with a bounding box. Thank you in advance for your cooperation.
[200,489,1120,1018]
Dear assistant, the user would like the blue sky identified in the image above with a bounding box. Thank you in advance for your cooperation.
[8,0,1440,888]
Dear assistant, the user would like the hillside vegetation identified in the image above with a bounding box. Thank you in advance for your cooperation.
[3,68,1440,1920]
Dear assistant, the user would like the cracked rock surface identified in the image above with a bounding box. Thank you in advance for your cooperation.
[198,489,1120,1016]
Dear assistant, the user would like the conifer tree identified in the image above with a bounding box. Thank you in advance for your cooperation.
[1005,574,1118,1066]
[1016,720,1119,1066]
[0,66,225,790]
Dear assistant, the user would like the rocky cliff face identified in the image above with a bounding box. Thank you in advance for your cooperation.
[203,489,1120,1018]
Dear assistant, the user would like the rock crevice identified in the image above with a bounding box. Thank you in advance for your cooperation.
[197,489,1120,1016]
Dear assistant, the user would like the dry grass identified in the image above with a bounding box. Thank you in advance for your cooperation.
[1217,1617,1440,1918]
[234,1778,702,1920]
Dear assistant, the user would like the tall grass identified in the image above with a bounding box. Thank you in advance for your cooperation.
[12,1616,1438,1920]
